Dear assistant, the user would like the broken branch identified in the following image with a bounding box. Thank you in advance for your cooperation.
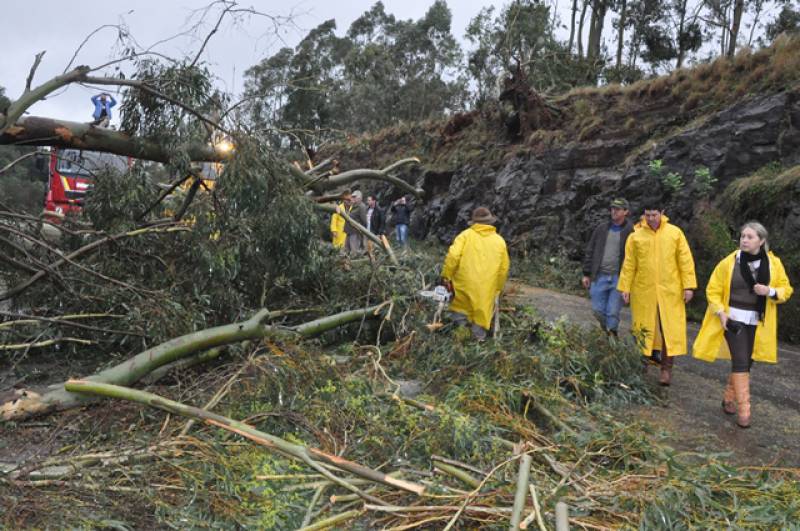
[63,379,425,498]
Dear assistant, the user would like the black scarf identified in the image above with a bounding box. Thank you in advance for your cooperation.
[739,247,770,322]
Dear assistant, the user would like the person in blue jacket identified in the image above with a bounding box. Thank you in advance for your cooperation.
[91,93,117,127]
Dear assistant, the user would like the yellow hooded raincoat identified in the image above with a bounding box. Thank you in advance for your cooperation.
[442,224,510,330]
[693,251,793,364]
[617,215,697,356]
[330,203,347,248]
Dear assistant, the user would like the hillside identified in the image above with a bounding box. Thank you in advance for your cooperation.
[326,35,800,341]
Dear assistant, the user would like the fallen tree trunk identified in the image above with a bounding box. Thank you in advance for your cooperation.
[1,304,385,422]
[63,379,425,496]
[0,115,231,163]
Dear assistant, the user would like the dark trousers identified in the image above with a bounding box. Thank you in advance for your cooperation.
[724,320,757,373]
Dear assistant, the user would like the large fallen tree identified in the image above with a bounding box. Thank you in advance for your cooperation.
[0,115,229,163]
[1,304,387,422]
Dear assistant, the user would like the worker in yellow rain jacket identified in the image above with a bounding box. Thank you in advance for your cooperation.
[693,221,793,429]
[329,191,351,249]
[442,207,510,340]
[617,205,697,386]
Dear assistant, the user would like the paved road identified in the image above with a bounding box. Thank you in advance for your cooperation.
[507,281,800,467]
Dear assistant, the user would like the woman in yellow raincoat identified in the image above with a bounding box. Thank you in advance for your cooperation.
[617,208,697,385]
[692,222,793,428]
[442,207,510,340]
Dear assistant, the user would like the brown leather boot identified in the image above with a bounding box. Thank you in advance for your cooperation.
[722,374,736,415]
[731,372,751,428]
[659,355,674,386]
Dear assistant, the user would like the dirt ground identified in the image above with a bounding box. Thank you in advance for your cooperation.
[506,280,800,467]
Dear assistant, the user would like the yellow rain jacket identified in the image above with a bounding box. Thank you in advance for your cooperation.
[617,215,697,356]
[442,224,510,330]
[693,251,793,364]
[330,202,347,248]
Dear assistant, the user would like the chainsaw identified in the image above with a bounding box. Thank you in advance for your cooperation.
[417,285,452,331]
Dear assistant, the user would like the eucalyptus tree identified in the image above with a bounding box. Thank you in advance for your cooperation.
[764,0,800,42]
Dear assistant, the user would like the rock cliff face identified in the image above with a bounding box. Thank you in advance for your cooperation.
[402,90,800,259]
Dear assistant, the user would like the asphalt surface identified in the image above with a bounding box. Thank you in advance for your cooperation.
[507,281,800,467]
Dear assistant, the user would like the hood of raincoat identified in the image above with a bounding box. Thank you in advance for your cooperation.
[469,223,498,236]
[634,214,670,232]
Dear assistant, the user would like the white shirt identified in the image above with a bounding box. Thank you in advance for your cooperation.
[366,207,374,231]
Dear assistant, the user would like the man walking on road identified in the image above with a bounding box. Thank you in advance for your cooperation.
[441,207,510,341]
[617,204,697,386]
[582,198,634,336]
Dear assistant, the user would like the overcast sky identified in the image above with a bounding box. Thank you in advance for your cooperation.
[0,0,518,124]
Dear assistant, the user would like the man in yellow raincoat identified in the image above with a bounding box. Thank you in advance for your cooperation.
[442,207,510,340]
[329,191,351,249]
[617,206,697,385]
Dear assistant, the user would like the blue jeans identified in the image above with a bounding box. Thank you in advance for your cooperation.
[589,273,622,332]
[396,223,409,245]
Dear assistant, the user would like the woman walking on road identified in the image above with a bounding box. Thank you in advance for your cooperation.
[693,222,793,428]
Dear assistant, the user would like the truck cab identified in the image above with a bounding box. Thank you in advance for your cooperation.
[43,148,130,220]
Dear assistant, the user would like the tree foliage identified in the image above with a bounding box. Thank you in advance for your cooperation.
[244,1,465,152]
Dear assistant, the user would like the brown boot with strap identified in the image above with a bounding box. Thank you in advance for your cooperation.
[731,372,751,428]
[722,374,736,415]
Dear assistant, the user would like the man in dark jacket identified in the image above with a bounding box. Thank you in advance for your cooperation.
[581,198,633,335]
[366,195,385,236]
[391,196,412,245]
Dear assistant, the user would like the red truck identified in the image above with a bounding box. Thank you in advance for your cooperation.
[42,148,131,220]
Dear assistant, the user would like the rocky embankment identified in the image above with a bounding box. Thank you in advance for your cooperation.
[405,90,800,254]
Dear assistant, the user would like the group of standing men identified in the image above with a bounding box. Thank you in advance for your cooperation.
[583,199,696,386]
[330,192,412,255]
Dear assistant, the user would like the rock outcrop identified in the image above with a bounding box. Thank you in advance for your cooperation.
[401,90,800,259]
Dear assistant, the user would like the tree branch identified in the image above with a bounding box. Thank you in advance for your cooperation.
[0,224,188,302]
[0,152,36,175]
[314,203,399,266]
[25,51,47,93]
[306,158,423,197]
[0,66,90,135]
[63,379,424,498]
